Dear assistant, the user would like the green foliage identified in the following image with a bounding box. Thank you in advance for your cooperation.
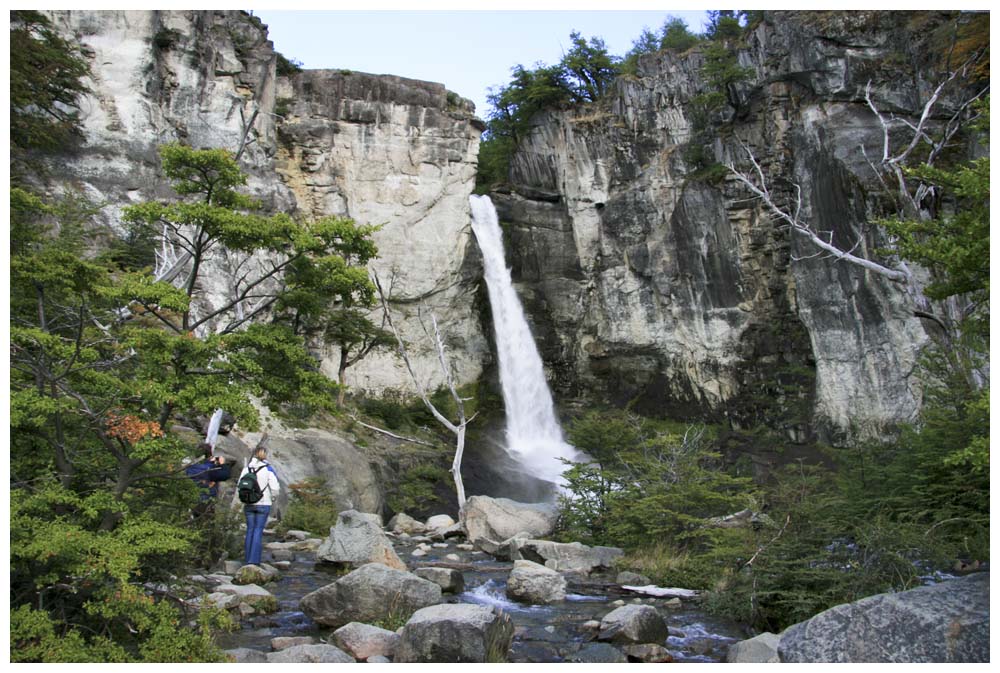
[274,96,294,118]
[387,464,451,515]
[10,10,92,164]
[275,52,303,76]
[557,411,751,549]
[277,478,341,536]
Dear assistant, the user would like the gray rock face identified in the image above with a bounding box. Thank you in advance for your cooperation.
[495,11,972,442]
[413,567,466,594]
[299,563,442,628]
[331,622,401,661]
[598,604,670,645]
[315,509,406,571]
[463,496,559,543]
[395,603,515,663]
[265,643,354,663]
[513,539,624,573]
[726,632,781,663]
[778,573,990,663]
[505,559,567,604]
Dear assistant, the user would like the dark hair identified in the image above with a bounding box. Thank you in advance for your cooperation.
[198,442,213,460]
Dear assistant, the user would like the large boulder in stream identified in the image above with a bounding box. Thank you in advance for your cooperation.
[463,496,559,543]
[315,509,406,571]
[299,563,442,628]
[598,604,670,645]
[512,539,624,573]
[395,603,515,662]
[331,622,401,661]
[777,572,990,662]
[265,643,354,663]
[505,559,567,604]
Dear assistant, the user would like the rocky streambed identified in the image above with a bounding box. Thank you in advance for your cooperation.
[204,521,747,663]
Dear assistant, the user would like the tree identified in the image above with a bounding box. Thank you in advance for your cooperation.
[660,16,701,52]
[10,143,378,660]
[560,31,620,103]
[9,10,91,166]
[374,273,477,513]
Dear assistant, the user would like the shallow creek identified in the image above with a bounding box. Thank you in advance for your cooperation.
[214,531,748,662]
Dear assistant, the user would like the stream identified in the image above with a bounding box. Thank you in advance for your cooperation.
[212,529,748,662]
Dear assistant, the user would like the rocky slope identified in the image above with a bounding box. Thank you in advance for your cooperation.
[495,11,973,442]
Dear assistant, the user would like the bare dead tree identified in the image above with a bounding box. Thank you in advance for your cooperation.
[373,270,476,513]
[726,52,987,302]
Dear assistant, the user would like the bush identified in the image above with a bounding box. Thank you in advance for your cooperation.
[277,478,340,536]
[275,52,303,76]
[387,463,451,516]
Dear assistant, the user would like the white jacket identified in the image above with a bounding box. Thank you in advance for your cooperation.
[239,457,280,506]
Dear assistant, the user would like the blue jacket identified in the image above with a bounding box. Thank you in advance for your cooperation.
[185,459,232,499]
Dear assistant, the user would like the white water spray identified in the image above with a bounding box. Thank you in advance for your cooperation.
[469,195,584,485]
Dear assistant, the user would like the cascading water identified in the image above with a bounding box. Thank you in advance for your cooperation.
[469,195,585,486]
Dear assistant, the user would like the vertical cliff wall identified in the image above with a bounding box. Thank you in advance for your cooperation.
[496,11,968,442]
[36,9,489,398]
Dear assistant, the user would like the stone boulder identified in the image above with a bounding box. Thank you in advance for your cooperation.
[727,632,780,663]
[617,571,652,586]
[425,514,456,531]
[315,509,406,571]
[265,643,354,663]
[472,533,531,561]
[299,563,442,628]
[414,567,465,593]
[204,583,278,614]
[331,622,401,661]
[395,603,515,662]
[778,572,989,662]
[225,648,267,663]
[389,512,427,535]
[463,496,558,543]
[566,643,628,663]
[233,564,280,585]
[513,539,624,573]
[270,636,316,651]
[505,560,567,604]
[623,643,675,663]
[598,604,669,645]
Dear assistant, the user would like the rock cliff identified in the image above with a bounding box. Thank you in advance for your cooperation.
[495,11,971,442]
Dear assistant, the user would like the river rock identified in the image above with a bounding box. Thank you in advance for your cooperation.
[299,563,442,628]
[222,560,243,575]
[425,514,456,531]
[367,655,391,663]
[726,632,780,663]
[389,512,428,535]
[395,603,515,662]
[205,583,278,614]
[506,560,567,604]
[283,529,310,541]
[271,636,317,651]
[778,572,990,662]
[566,642,628,663]
[617,571,652,586]
[414,567,465,593]
[473,533,531,560]
[331,622,401,661]
[315,509,406,571]
[225,648,267,663]
[512,539,624,573]
[598,604,669,645]
[623,643,675,663]
[266,643,354,663]
[463,496,559,543]
[233,564,279,585]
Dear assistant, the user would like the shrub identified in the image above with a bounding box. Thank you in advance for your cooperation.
[277,478,340,536]
[275,52,303,76]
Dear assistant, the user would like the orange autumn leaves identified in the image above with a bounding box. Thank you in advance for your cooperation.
[105,413,164,444]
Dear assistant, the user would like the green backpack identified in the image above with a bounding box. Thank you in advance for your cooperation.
[237,465,265,504]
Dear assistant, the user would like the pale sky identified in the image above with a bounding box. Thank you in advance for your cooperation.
[253,7,710,120]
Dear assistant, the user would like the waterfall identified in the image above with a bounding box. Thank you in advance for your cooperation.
[469,195,583,486]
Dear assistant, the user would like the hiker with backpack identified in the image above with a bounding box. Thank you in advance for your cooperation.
[236,445,280,566]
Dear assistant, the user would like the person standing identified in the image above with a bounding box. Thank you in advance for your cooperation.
[237,446,280,566]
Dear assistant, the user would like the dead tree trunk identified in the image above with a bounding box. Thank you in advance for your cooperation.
[373,272,475,514]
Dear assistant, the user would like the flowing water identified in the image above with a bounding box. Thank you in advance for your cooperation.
[469,195,585,485]
[213,531,747,662]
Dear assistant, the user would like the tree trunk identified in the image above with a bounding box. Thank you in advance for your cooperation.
[452,425,467,514]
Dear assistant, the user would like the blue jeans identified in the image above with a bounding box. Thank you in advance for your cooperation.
[243,505,270,565]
